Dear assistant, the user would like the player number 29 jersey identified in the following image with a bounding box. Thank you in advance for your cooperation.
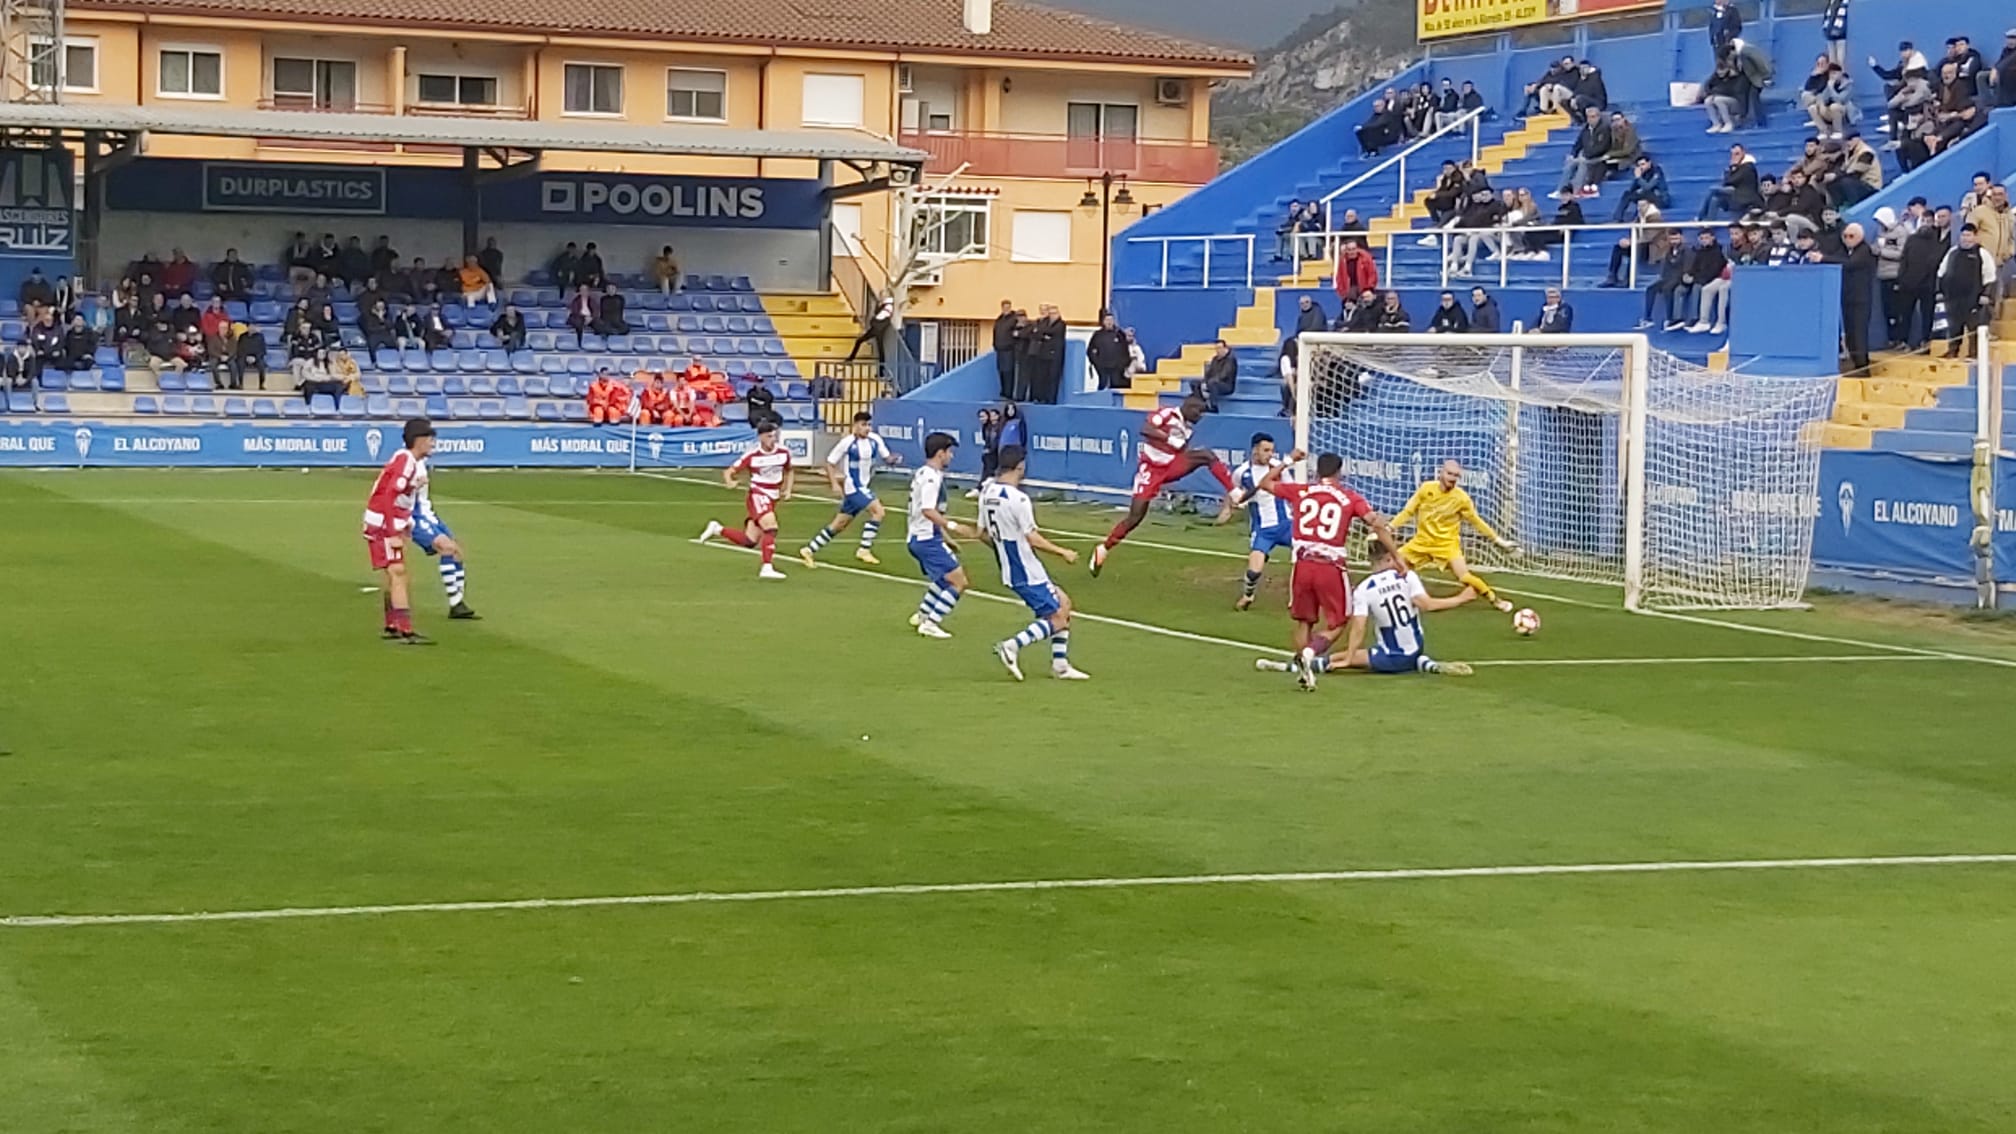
[979,482,1049,588]
[828,433,890,497]
[1140,407,1192,467]
[1352,569,1430,656]
[1272,481,1371,563]
[907,465,946,542]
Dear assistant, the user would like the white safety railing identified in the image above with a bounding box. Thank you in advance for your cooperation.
[1318,107,1485,250]
[1416,219,1739,291]
[1140,232,1260,290]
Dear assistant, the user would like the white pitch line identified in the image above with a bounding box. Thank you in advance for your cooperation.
[1641,608,2016,670]
[1470,653,1948,667]
[9,852,2013,929]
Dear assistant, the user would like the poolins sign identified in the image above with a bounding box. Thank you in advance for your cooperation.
[528,176,821,228]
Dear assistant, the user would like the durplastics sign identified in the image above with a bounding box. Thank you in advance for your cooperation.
[1418,0,1661,41]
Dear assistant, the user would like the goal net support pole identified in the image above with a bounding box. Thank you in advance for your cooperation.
[1295,330,1835,612]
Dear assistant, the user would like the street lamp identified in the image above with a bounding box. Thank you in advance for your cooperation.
[1078,172,1135,313]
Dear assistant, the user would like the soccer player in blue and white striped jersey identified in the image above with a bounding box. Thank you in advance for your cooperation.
[411,456,479,620]
[904,431,974,639]
[979,445,1087,681]
[800,412,899,568]
[1221,432,1299,612]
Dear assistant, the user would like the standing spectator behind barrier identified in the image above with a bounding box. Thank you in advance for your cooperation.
[847,294,894,363]
[1027,304,1066,404]
[1010,307,1035,402]
[1333,236,1379,305]
[477,237,504,285]
[1730,39,1774,127]
[1937,224,1996,358]
[1125,329,1146,380]
[1969,185,2013,312]
[1296,202,1324,262]
[1821,0,1848,65]
[1831,223,1878,372]
[1996,30,2016,108]
[1871,206,1913,347]
[991,300,1018,399]
[1947,37,1989,102]
[551,243,583,292]
[1087,311,1131,391]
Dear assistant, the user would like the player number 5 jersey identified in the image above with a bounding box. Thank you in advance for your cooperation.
[907,465,947,542]
[979,482,1049,588]
[1352,569,1430,656]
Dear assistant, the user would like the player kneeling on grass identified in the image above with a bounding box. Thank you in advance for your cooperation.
[695,421,793,580]
[802,411,900,568]
[905,430,976,639]
[1219,431,1299,611]
[1259,540,1477,685]
[361,417,437,645]
[1392,459,1518,613]
[980,445,1088,681]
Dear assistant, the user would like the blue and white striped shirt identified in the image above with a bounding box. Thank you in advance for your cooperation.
[827,433,891,497]
[980,481,1049,588]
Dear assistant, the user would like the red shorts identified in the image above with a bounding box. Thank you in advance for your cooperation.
[746,489,779,522]
[1288,558,1349,627]
[1131,458,1179,501]
[366,532,405,571]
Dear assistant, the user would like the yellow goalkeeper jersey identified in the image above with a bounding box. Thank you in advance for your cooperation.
[1393,482,1500,553]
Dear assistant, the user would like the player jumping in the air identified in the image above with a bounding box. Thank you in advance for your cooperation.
[1391,459,1519,612]
[1219,432,1299,611]
[801,411,900,568]
[1090,394,1235,576]
[361,417,437,645]
[981,445,1088,681]
[904,431,975,639]
[695,420,794,579]
[1261,540,1478,682]
[411,453,479,620]
[1251,452,1400,689]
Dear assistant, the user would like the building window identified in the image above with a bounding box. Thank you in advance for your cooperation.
[1010,211,1072,263]
[563,63,623,116]
[416,73,499,107]
[925,112,953,131]
[665,68,727,121]
[272,56,357,110]
[1066,101,1140,139]
[801,73,865,128]
[830,202,864,258]
[157,46,223,98]
[916,194,990,260]
[29,37,97,93]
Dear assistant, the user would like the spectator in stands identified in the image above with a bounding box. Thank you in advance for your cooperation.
[1521,56,1578,117]
[1296,201,1325,262]
[418,303,450,355]
[284,231,315,293]
[361,300,397,356]
[22,309,58,384]
[1028,303,1066,404]
[457,255,498,307]
[651,245,682,294]
[1355,95,1403,158]
[1821,0,1848,65]
[1010,307,1035,402]
[403,256,438,304]
[992,300,1019,399]
[1879,58,1935,148]
[585,369,622,424]
[1958,173,1996,216]
[208,249,251,302]
[1872,206,1913,347]
[1602,111,1642,175]
[1277,337,1298,417]
[1374,291,1411,332]
[744,373,779,430]
[1088,310,1131,390]
[141,313,176,371]
[113,294,144,345]
[1193,339,1239,411]
[167,293,200,335]
[1569,62,1609,116]
[1294,294,1329,335]
[1274,200,1303,260]
[490,305,527,353]
[1533,287,1574,333]
[846,294,894,363]
[1554,105,1612,199]
[129,250,164,286]
[1125,328,1147,379]
[1996,30,2016,108]
[1685,229,1733,335]
[1709,0,1741,55]
[223,323,263,391]
[370,236,400,280]
[1700,58,1748,133]
[1330,236,1374,309]
[1897,208,1951,349]
[1601,199,1668,287]
[1403,82,1437,139]
[1614,155,1671,223]
[1948,36,1989,99]
[579,243,607,290]
[309,233,340,279]
[1455,188,1523,276]
[335,237,370,288]
[1730,38,1775,127]
[1637,230,1693,331]
[551,242,583,292]
[304,273,335,311]
[157,249,196,298]
[1939,224,1997,358]
[296,348,344,409]
[1831,222,1878,372]
[330,346,362,395]
[1444,186,1507,277]
[1806,63,1859,139]
[1930,62,1986,150]
[1781,169,1828,235]
[198,296,229,358]
[172,327,208,377]
[1970,185,2012,307]
[312,301,340,346]
[1433,78,1465,131]
[391,305,423,353]
[1427,291,1470,333]
[59,313,96,373]
[17,266,53,312]
[477,237,505,284]
[1825,135,1882,206]
[565,284,597,348]
[1468,287,1500,332]
[636,373,673,425]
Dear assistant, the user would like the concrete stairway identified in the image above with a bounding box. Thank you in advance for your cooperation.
[1825,315,2016,451]
[1120,288,1280,411]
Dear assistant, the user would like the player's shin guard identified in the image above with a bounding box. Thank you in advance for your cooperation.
[1241,569,1262,600]
[758,530,776,565]
[1011,618,1054,648]
[1458,571,1499,603]
[439,554,466,606]
[859,519,880,549]
[805,526,835,554]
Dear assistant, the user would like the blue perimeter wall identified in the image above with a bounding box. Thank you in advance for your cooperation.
[0,420,754,468]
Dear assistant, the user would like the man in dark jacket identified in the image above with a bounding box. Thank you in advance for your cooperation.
[1895,212,1950,350]
[1086,311,1131,390]
[210,249,253,302]
[1010,309,1035,402]
[992,300,1019,398]
[1193,339,1239,411]
[1938,223,1995,358]
[1373,291,1412,333]
[1830,222,1879,371]
[1555,105,1611,197]
[1027,303,1066,404]
[1613,156,1672,222]
[1709,0,1742,55]
[1639,231,1693,330]
[1569,62,1609,116]
[1469,287,1502,332]
[1294,294,1329,335]
[1534,287,1575,333]
[1996,30,2016,108]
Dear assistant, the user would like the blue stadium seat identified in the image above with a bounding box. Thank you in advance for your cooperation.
[445,400,476,420]
[226,300,250,321]
[0,299,18,317]
[186,370,215,392]
[749,360,776,379]
[429,353,457,374]
[189,395,219,415]
[412,375,442,396]
[223,396,252,417]
[504,396,532,420]
[386,375,415,396]
[730,276,754,292]
[667,294,693,312]
[579,332,605,353]
[337,395,365,419]
[365,394,393,417]
[40,392,70,413]
[425,394,450,418]
[483,349,509,371]
[643,357,669,373]
[374,350,403,372]
[752,316,776,334]
[740,296,766,313]
[566,357,592,376]
[251,300,284,323]
[700,315,727,334]
[658,335,684,355]
[522,375,549,397]
[360,375,387,395]
[605,334,634,353]
[539,356,566,376]
[444,376,470,396]
[644,313,672,333]
[0,321,23,344]
[497,376,522,397]
[534,401,562,422]
[717,400,747,423]
[265,349,289,371]
[393,398,424,417]
[736,338,761,356]
[637,291,668,312]
[776,361,802,379]
[509,288,538,307]
[342,329,366,350]
[66,371,97,391]
[691,295,717,314]
[450,330,477,351]
[38,371,67,391]
[762,340,788,357]
[615,357,644,375]
[457,351,485,374]
[161,394,190,414]
[705,274,731,292]
[675,315,701,334]
[308,399,338,418]
[781,381,810,400]
[527,331,556,352]
[468,375,497,396]
[725,316,751,334]
[281,399,311,419]
[132,394,159,414]
[512,353,538,374]
[251,398,281,418]
[442,306,467,329]
[94,345,121,367]
[561,401,589,421]
[474,332,500,351]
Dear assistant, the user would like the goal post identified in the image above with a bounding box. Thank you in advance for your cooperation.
[1294,331,1838,612]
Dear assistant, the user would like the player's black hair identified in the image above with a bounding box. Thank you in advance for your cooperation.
[997,444,1027,473]
[923,431,958,459]
[852,411,873,424]
[1368,539,1396,562]
[402,418,435,446]
[1249,432,1275,448]
[1316,452,1343,478]
[756,419,780,435]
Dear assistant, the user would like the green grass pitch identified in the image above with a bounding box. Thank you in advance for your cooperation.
[3,467,2015,1132]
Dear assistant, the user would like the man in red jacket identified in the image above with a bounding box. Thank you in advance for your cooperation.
[1333,236,1380,304]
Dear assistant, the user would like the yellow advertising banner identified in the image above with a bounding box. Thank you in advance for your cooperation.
[1418,0,1663,41]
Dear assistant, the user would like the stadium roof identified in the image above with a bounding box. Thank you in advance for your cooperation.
[71,0,1252,71]
[0,103,925,163]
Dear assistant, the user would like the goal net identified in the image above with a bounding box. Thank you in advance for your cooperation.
[1295,332,1838,611]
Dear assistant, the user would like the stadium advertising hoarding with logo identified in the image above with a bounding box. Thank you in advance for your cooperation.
[0,148,77,297]
[0,420,755,469]
[1418,0,1662,41]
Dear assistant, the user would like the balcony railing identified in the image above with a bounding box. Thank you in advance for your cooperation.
[898,130,1220,184]
[252,97,536,152]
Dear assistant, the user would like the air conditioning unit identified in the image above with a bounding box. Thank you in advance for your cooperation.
[1154,78,1188,107]
[897,64,915,94]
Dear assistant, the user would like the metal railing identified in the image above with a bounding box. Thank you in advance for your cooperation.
[1318,107,1486,239]
[829,223,927,395]
[1416,219,1738,290]
[897,130,1220,183]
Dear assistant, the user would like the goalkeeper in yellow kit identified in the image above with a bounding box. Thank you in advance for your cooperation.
[1390,459,1517,613]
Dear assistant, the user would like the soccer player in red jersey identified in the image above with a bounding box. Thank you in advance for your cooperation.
[1089,394,1236,576]
[695,420,794,579]
[1253,451,1401,689]
[361,417,437,645]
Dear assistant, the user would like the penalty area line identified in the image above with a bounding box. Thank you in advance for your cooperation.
[9,853,2014,929]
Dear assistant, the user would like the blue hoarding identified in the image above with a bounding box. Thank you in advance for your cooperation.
[0,419,754,469]
[1812,450,1977,579]
[201,163,387,215]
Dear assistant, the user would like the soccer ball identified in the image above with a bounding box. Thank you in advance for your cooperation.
[1512,608,1541,636]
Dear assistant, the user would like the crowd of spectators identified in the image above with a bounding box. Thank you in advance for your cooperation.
[991,300,1100,404]
[1358,79,1489,159]
[583,359,735,428]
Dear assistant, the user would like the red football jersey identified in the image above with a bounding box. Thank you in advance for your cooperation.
[362,450,422,537]
[1140,406,1191,467]
[1272,479,1371,562]
[734,443,792,499]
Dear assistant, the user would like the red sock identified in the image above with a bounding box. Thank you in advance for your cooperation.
[393,607,414,635]
[1209,458,1235,491]
[1309,635,1333,656]
[759,529,776,565]
[721,528,754,548]
[1103,520,1132,550]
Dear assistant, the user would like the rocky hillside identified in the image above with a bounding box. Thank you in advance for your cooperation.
[1211,1,1419,166]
